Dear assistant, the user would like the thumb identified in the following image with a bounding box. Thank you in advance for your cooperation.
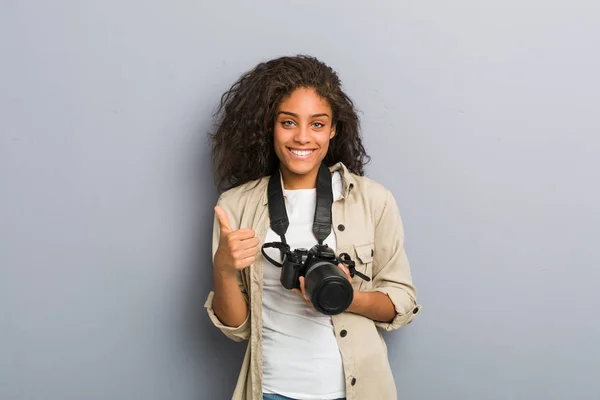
[214,205,231,232]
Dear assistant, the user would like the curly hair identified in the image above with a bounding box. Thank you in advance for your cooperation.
[210,55,370,192]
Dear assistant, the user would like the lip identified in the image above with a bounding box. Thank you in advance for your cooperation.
[287,148,317,159]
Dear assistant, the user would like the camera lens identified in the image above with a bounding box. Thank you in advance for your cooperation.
[304,261,354,315]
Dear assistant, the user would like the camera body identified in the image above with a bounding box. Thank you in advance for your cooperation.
[280,244,333,289]
[279,243,366,315]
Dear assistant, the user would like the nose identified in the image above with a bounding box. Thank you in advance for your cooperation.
[294,124,311,144]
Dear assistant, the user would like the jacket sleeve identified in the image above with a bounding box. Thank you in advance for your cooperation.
[204,196,251,342]
[371,190,421,331]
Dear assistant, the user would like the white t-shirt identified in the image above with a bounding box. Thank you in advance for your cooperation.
[261,171,345,400]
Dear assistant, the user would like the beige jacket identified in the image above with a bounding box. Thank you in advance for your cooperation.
[205,162,421,400]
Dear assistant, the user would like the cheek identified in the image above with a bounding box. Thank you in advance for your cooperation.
[273,129,292,161]
[272,129,284,149]
[319,134,332,153]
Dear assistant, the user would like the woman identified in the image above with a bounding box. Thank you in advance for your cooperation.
[205,55,421,400]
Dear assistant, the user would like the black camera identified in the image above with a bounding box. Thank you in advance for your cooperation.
[264,242,370,315]
[263,163,370,315]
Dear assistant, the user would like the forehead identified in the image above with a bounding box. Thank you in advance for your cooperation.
[277,87,332,114]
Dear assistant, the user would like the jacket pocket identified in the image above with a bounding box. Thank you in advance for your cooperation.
[353,242,374,291]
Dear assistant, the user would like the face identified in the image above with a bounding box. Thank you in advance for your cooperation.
[273,87,335,189]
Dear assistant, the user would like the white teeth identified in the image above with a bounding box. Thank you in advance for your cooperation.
[290,149,314,157]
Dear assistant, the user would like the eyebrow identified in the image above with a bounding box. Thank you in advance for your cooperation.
[277,111,331,119]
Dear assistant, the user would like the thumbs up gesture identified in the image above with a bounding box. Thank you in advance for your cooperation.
[214,205,260,277]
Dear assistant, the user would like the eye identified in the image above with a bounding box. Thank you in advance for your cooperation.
[312,122,325,129]
[282,120,296,127]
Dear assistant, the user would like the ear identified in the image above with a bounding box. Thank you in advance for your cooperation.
[329,126,336,139]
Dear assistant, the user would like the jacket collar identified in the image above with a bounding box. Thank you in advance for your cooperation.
[260,162,356,206]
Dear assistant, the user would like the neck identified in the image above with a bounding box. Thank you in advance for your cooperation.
[280,165,319,190]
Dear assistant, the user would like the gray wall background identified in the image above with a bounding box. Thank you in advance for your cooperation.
[1,1,599,399]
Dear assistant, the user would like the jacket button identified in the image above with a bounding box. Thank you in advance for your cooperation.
[340,329,347,337]
[337,224,345,231]
[413,307,419,314]
[351,377,357,386]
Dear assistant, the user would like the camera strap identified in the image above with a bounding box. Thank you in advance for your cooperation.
[267,162,333,245]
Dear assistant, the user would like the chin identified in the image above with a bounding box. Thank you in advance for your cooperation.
[285,160,320,175]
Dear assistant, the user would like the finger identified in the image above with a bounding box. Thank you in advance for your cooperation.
[299,277,307,300]
[234,256,256,270]
[235,246,260,259]
[339,263,352,281]
[214,206,231,232]
[232,235,259,248]
[228,238,258,257]
[303,295,312,307]
[294,283,312,307]
[229,228,256,241]
[229,236,259,252]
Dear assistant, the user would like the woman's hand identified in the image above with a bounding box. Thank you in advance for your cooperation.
[292,277,313,308]
[211,205,256,328]
[293,263,353,308]
[213,205,259,277]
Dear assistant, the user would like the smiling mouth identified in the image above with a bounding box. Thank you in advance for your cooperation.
[288,148,316,157]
